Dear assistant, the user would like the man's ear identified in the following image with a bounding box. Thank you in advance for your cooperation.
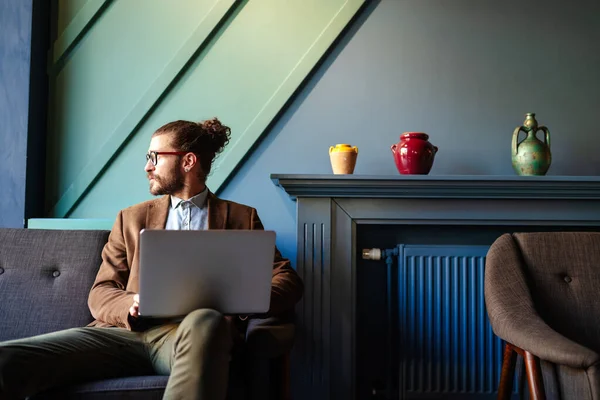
[182,152,197,171]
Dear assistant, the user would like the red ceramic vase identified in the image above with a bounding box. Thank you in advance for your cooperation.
[391,132,438,175]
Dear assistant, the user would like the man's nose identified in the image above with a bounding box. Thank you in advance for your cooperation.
[144,159,154,172]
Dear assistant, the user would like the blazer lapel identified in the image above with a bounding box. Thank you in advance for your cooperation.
[207,192,227,230]
[145,195,170,230]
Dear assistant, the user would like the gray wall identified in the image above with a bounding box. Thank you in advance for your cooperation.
[0,0,32,228]
[223,0,600,264]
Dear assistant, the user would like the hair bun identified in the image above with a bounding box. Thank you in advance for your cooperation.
[200,117,231,154]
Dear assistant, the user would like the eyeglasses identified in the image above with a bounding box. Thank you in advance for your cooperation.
[145,151,188,166]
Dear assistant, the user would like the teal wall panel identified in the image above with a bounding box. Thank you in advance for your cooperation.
[45,0,365,219]
[54,0,111,64]
[28,218,113,230]
[47,0,239,217]
[57,0,90,35]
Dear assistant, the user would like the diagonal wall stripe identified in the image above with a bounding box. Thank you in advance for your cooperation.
[208,0,366,192]
[52,0,113,67]
[50,0,237,218]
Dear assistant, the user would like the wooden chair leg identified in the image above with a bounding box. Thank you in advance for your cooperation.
[523,350,546,400]
[507,344,546,400]
[498,343,517,400]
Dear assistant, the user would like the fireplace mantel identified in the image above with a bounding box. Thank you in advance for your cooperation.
[271,174,600,400]
[271,174,600,200]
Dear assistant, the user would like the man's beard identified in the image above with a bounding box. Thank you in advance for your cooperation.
[149,169,184,196]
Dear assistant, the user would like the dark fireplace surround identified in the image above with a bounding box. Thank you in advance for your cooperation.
[271,174,600,400]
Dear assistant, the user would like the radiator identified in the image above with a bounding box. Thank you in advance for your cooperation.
[396,245,506,399]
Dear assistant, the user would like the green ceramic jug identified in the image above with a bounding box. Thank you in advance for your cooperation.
[511,113,551,176]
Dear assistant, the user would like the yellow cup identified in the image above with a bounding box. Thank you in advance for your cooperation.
[329,144,358,174]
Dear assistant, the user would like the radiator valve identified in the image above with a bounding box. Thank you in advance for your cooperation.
[362,248,382,260]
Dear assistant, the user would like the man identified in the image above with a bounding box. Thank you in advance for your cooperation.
[0,118,303,400]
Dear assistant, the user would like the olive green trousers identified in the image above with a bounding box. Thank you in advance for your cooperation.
[0,309,233,400]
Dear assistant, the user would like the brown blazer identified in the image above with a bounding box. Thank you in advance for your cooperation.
[87,193,303,330]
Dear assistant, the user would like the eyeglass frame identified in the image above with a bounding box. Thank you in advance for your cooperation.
[145,151,189,166]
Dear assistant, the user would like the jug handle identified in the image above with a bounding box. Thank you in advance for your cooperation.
[329,146,334,154]
[433,146,438,154]
[538,126,550,149]
[511,126,524,156]
[353,146,359,154]
[391,144,397,153]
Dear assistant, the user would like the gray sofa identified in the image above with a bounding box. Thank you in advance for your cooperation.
[0,228,294,399]
[485,232,600,400]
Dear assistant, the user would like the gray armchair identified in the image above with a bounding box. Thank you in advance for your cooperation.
[485,232,600,400]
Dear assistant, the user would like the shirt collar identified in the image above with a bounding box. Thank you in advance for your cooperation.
[170,187,209,210]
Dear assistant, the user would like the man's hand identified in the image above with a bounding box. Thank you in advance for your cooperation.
[129,294,140,318]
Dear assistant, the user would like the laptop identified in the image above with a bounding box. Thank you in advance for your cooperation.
[138,229,275,318]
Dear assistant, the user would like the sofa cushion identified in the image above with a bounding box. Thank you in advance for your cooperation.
[32,375,168,400]
[34,365,247,399]
[0,228,109,342]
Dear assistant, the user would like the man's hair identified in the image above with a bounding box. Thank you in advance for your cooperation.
[152,117,231,178]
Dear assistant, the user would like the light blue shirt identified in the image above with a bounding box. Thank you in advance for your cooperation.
[165,189,209,230]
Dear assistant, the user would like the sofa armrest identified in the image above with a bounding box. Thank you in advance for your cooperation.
[245,317,295,358]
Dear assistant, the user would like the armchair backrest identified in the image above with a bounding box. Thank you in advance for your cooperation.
[0,228,109,342]
[486,232,600,354]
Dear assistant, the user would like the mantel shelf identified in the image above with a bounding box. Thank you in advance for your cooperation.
[271,174,600,200]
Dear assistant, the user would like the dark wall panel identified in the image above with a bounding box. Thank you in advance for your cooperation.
[0,0,32,227]
[0,0,49,227]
